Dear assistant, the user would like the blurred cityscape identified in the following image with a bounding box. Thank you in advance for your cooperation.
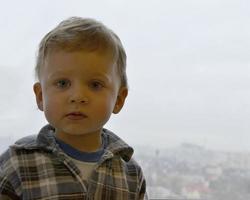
[135,144,250,200]
[1,137,250,199]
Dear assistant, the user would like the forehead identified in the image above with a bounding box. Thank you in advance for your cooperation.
[41,50,118,77]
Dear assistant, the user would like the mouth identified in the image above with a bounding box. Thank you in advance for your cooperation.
[66,112,88,120]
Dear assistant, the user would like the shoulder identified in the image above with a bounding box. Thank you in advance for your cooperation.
[0,142,28,198]
[0,148,20,195]
[127,158,147,199]
[0,135,28,159]
[0,148,13,171]
[123,157,144,178]
[102,128,134,162]
[0,134,50,192]
[14,134,37,146]
[0,134,38,172]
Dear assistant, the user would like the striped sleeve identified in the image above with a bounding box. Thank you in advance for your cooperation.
[127,158,147,200]
[0,175,20,200]
[0,149,21,200]
[137,164,147,200]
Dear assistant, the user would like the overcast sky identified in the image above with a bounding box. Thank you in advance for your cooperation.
[0,0,249,152]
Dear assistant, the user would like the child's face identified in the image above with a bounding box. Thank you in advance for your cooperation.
[33,50,127,138]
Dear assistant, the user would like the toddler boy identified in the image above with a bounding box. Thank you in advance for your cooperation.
[0,17,147,200]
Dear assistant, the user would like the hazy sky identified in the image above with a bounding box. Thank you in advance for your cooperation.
[0,0,249,151]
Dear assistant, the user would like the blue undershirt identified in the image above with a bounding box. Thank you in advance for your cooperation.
[55,137,105,163]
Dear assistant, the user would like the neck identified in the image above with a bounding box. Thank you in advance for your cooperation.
[55,130,102,152]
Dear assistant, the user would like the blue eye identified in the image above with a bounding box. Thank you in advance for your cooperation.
[89,81,104,90]
[56,79,70,88]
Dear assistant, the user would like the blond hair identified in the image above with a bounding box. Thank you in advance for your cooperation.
[35,17,127,87]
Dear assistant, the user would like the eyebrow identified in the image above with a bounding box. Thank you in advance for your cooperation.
[91,73,112,83]
[46,71,67,80]
[47,71,112,83]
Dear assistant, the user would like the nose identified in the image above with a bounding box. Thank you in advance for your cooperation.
[70,98,88,104]
[69,85,89,104]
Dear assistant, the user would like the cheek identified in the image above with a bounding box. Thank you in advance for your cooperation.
[43,94,62,119]
[43,91,62,107]
[94,96,116,115]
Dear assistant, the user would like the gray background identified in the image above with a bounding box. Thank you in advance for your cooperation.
[0,0,249,152]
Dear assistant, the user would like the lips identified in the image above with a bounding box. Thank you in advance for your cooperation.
[66,112,87,120]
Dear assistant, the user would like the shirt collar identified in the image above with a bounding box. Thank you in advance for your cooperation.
[13,124,134,162]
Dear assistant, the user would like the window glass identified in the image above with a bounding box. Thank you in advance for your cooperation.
[0,1,249,199]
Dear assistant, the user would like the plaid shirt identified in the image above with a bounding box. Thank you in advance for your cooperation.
[0,125,147,200]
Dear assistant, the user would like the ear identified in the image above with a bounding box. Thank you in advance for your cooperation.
[33,82,44,111]
[113,87,128,114]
